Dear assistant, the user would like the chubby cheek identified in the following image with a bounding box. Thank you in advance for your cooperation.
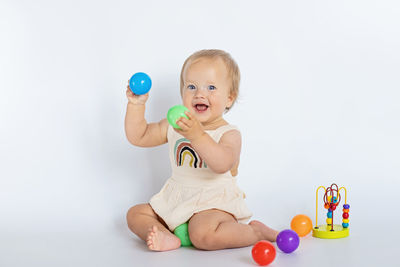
[212,103,226,115]
[182,94,194,112]
[182,97,190,108]
[208,95,224,111]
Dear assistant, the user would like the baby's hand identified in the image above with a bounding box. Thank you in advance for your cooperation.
[175,111,205,142]
[126,83,149,105]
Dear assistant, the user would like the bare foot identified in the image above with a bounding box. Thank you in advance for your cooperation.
[249,220,279,242]
[146,225,181,251]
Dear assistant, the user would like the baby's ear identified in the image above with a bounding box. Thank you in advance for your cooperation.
[227,92,237,108]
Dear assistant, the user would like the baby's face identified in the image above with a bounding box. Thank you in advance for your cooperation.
[182,57,234,126]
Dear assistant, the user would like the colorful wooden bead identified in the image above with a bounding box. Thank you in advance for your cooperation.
[327,211,332,218]
[343,209,349,213]
[324,203,330,209]
[343,219,349,223]
[330,204,336,211]
[343,204,350,209]
[343,212,349,219]
[326,218,332,224]
[342,223,349,228]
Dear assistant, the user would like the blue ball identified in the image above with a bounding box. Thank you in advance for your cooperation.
[343,204,350,209]
[342,223,349,228]
[129,72,152,95]
[327,211,332,218]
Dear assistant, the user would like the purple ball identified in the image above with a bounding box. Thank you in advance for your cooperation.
[276,229,300,253]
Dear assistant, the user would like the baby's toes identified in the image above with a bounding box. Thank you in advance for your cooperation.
[146,232,154,243]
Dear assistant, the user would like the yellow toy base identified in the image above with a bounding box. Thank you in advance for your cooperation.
[312,224,349,239]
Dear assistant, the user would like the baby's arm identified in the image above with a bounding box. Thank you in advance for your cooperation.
[175,112,241,174]
[124,88,168,147]
[191,129,241,174]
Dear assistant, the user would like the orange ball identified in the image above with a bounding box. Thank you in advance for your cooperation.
[290,214,313,237]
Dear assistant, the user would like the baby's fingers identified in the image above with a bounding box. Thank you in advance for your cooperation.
[184,111,195,120]
[126,88,134,97]
[176,119,189,130]
[179,116,193,127]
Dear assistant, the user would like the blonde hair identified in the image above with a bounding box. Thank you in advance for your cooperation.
[180,49,240,112]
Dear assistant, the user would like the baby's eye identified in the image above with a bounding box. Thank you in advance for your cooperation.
[187,84,196,90]
[208,85,216,90]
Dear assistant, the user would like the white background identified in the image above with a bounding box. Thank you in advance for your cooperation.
[1,0,399,266]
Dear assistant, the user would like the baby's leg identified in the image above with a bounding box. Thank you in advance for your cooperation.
[188,209,278,250]
[126,203,181,251]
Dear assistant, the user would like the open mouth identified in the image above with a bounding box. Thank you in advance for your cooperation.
[194,104,209,113]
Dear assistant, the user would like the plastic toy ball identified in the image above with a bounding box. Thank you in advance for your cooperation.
[251,240,276,266]
[276,229,300,253]
[173,222,192,247]
[129,72,152,95]
[167,105,189,129]
[290,214,313,237]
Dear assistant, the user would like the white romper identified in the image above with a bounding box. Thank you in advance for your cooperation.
[149,124,253,231]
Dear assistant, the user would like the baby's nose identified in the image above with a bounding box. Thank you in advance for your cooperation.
[194,87,208,97]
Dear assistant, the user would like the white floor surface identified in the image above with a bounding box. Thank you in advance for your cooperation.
[1,220,396,267]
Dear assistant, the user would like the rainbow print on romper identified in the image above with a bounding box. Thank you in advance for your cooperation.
[174,138,207,168]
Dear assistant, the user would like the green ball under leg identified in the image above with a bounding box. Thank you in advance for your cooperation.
[174,222,192,247]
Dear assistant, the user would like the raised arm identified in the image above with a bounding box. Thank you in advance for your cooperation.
[124,88,168,147]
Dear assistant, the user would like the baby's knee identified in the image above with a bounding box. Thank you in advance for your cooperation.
[126,204,150,223]
[188,228,216,250]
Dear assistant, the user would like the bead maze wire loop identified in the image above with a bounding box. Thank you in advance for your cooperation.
[323,183,341,208]
[315,186,326,228]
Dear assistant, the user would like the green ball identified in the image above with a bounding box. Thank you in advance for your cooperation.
[173,222,192,247]
[167,105,189,129]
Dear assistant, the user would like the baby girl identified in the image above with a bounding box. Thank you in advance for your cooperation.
[125,49,278,251]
